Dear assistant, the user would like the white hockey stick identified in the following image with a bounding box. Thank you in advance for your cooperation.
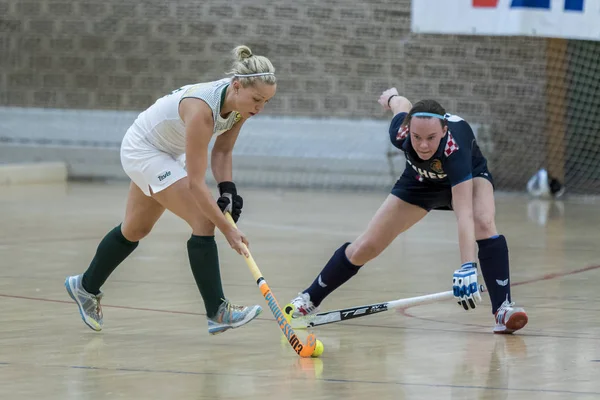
[287,285,485,329]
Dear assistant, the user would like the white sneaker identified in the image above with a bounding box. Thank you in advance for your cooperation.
[207,300,262,335]
[493,300,528,334]
[65,274,103,331]
[289,292,319,318]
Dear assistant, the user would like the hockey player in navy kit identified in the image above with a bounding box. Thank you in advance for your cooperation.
[290,88,528,334]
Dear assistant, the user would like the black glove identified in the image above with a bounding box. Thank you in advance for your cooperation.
[216,181,243,222]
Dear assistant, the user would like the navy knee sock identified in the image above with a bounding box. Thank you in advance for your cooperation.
[304,243,362,307]
[477,235,511,314]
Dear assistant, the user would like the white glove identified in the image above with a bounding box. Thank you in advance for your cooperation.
[453,262,482,310]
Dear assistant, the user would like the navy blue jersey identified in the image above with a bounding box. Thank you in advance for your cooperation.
[389,112,488,187]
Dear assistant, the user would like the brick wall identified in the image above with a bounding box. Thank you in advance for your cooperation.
[0,0,550,189]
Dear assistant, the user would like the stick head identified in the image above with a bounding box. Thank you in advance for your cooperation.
[299,333,317,358]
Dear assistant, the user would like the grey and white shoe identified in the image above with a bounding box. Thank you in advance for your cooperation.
[65,274,103,331]
[207,299,262,335]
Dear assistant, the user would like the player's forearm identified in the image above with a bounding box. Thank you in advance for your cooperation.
[389,96,412,115]
[211,150,233,183]
[456,215,477,264]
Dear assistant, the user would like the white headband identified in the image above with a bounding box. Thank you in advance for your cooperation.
[233,72,275,78]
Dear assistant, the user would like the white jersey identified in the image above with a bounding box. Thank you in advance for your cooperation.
[127,78,241,157]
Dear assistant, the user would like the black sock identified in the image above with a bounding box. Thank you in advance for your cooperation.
[187,235,225,318]
[304,243,362,307]
[82,224,139,295]
[477,235,511,314]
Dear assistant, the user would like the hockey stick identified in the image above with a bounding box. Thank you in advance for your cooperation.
[289,285,486,329]
[225,213,318,357]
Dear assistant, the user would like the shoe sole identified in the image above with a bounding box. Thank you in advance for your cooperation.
[65,278,102,332]
[494,311,528,334]
[208,306,263,335]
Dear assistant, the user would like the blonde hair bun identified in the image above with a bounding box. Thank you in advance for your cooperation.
[233,45,253,61]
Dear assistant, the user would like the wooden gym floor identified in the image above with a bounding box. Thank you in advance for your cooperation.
[1,181,599,399]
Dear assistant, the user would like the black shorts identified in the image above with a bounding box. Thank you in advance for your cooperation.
[390,169,494,212]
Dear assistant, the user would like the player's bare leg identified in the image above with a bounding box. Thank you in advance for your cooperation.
[66,182,165,331]
[290,195,428,317]
[151,177,262,334]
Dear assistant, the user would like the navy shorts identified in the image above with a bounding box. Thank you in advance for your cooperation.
[391,169,494,211]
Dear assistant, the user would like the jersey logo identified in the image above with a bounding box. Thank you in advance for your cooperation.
[396,125,409,141]
[407,159,447,180]
[430,159,444,174]
[444,131,459,157]
[234,111,242,123]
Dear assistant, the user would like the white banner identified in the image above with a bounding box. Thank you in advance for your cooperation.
[411,0,600,41]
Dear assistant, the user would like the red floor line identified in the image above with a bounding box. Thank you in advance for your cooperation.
[1,264,599,320]
[0,294,205,316]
